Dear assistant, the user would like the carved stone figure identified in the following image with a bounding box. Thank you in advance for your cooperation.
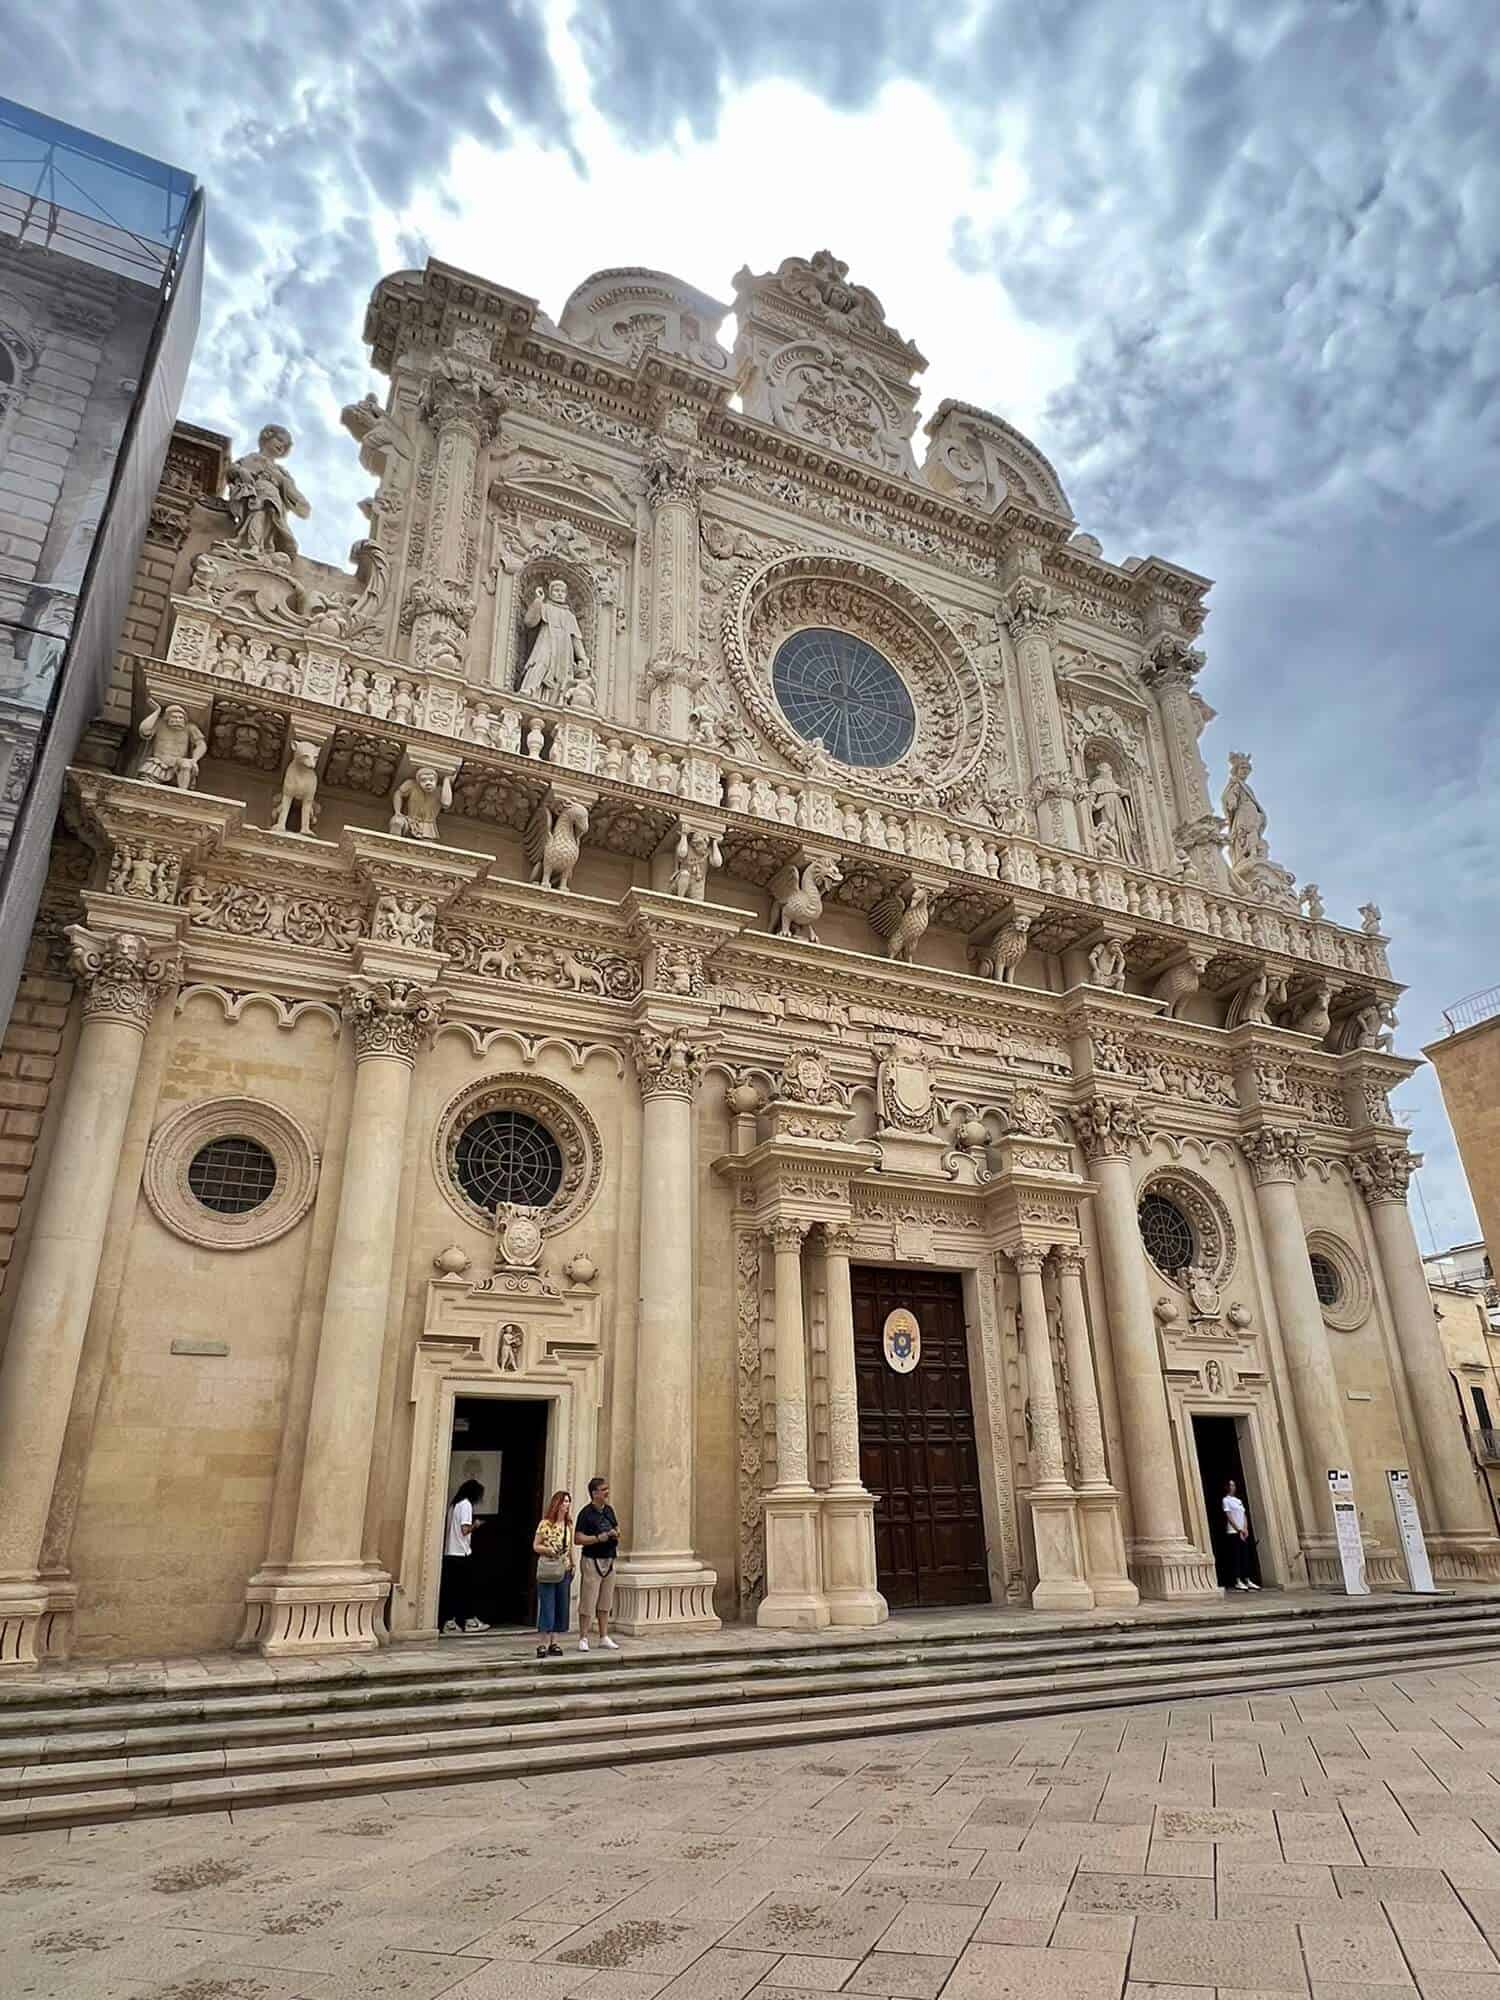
[869,880,931,963]
[526,797,589,892]
[1226,967,1273,1029]
[1221,751,1269,869]
[767,855,842,943]
[972,915,1032,985]
[669,828,722,902]
[1291,979,1333,1039]
[1088,936,1128,992]
[222,425,310,561]
[1300,882,1326,921]
[134,702,206,792]
[1360,902,1383,936]
[519,579,588,700]
[1087,759,1138,864]
[388,766,453,842]
[1337,1000,1395,1053]
[270,739,320,835]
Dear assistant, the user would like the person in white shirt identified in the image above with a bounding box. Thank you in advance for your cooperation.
[1221,1479,1260,1591]
[441,1478,491,1634]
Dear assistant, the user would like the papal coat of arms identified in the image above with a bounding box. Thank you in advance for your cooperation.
[882,1308,921,1374]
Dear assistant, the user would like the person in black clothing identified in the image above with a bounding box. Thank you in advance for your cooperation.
[574,1474,620,1652]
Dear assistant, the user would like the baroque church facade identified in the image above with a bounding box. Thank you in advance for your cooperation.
[0,250,1491,1671]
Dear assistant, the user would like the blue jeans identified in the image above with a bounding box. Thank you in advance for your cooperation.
[537,1573,572,1635]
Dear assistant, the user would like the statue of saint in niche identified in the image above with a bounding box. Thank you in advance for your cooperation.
[518,578,589,701]
[1087,758,1139,864]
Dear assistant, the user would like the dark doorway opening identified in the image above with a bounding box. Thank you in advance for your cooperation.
[851,1265,989,1610]
[1192,1412,1262,1589]
[446,1395,548,1627]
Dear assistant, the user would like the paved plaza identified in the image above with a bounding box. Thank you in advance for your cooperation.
[11,1653,1500,1999]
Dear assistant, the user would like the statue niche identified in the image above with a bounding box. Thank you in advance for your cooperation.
[512,561,598,709]
[1082,742,1142,868]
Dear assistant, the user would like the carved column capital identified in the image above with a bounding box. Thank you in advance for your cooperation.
[1050,1243,1089,1277]
[421,360,504,444]
[1009,1245,1049,1277]
[766,1216,810,1255]
[1000,574,1072,641]
[339,976,448,1065]
[1140,634,1207,690]
[65,925,182,1031]
[1239,1125,1308,1185]
[1350,1143,1414,1205]
[632,1024,706,1099]
[643,436,719,513]
[821,1220,858,1260]
[1069,1097,1145,1161]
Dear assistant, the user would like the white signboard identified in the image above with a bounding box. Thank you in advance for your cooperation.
[1327,1468,1370,1595]
[1387,1469,1437,1593]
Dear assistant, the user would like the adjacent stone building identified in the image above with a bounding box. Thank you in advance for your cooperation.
[0,250,1492,1673]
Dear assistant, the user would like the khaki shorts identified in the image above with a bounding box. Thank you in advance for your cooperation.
[579,1560,616,1624]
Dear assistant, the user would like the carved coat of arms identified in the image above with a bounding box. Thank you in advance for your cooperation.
[878,1037,935,1133]
[882,1308,921,1374]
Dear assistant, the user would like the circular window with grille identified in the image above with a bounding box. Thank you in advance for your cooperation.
[1306,1230,1372,1331]
[1309,1252,1342,1308]
[1139,1191,1196,1276]
[453,1110,564,1212]
[144,1098,319,1250]
[772,628,917,768]
[187,1136,278,1214]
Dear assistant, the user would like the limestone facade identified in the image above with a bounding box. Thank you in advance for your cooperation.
[0,249,1493,1672]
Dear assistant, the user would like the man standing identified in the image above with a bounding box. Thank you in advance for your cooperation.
[1221,1478,1260,1591]
[574,1475,621,1652]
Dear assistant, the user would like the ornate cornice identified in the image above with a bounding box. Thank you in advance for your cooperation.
[1068,1097,1146,1160]
[632,1024,707,1099]
[1238,1125,1308,1186]
[340,976,449,1065]
[1349,1143,1414,1206]
[67,925,182,1031]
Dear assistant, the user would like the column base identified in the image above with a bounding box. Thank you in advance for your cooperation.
[819,1490,889,1627]
[0,1574,77,1674]
[1127,1538,1222,1600]
[1076,1487,1139,1608]
[243,1563,389,1657]
[1428,1534,1500,1584]
[758,1490,830,1629]
[1028,1489,1095,1612]
[610,1557,721,1635]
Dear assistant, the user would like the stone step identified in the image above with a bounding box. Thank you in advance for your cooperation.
[4,1611,1500,1831]
[4,1601,1498,1768]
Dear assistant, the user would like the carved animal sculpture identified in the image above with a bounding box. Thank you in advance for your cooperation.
[976,914,1032,985]
[526,798,589,892]
[869,883,931,964]
[270,739,320,834]
[767,857,843,943]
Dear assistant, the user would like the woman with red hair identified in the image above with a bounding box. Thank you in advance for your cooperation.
[532,1489,574,1657]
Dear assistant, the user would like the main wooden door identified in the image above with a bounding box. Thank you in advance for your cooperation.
[851,1266,990,1609]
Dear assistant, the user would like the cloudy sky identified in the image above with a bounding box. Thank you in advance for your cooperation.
[10,0,1498,1246]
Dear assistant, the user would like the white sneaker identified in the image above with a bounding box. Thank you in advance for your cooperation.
[441,1620,460,1634]
[463,1619,491,1632]
[1234,1580,1250,1591]
[601,1636,619,1650]
[578,1636,589,1651]
[1246,1580,1261,1590]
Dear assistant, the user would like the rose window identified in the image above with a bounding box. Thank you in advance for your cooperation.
[453,1109,564,1212]
[772,627,917,768]
[1138,1192,1196,1277]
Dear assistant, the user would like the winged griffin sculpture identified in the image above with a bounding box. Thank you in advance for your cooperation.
[869,881,932,963]
[767,856,843,943]
[526,797,590,892]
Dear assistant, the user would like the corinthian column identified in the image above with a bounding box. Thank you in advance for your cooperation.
[613,1024,721,1633]
[1353,1144,1500,1576]
[1052,1245,1138,1606]
[0,927,180,1670]
[250,975,446,1655]
[758,1216,829,1628]
[641,412,715,740]
[1070,1100,1219,1598]
[1139,634,1228,887]
[818,1221,886,1626]
[405,359,503,677]
[1012,1247,1093,1609]
[1000,566,1083,850]
[1239,1126,1356,1582]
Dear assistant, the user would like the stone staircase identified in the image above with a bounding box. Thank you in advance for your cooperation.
[6,1593,1500,1833]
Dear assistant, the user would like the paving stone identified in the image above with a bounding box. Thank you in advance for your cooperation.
[761,1955,861,1989]
[653,1947,782,1998]
[1333,1867,1458,1906]
[1063,1874,1213,1917]
[874,1901,981,1955]
[1130,1914,1306,1991]
[1297,1916,1411,1985]
[944,1941,1127,1999]
[1050,1911,1133,1950]
[843,1949,954,1997]
[720,1891,901,1959]
[1383,1897,1499,1972]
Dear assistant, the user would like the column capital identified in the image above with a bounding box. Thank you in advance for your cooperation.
[1000,572,1073,640]
[1239,1124,1307,1185]
[1350,1143,1414,1205]
[632,1023,707,1099]
[421,356,505,442]
[766,1216,810,1254]
[1139,633,1207,690]
[1069,1097,1146,1161]
[65,924,182,1032]
[821,1219,858,1260]
[1009,1245,1050,1277]
[642,433,719,512]
[1050,1243,1089,1276]
[339,975,448,1065]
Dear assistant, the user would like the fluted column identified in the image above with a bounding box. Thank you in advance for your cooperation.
[0,928,179,1670]
[759,1216,828,1628]
[1012,1247,1093,1609]
[613,1024,720,1633]
[1000,569,1083,850]
[250,975,445,1655]
[1353,1144,1500,1576]
[1240,1127,1354,1582]
[1139,635,1228,887]
[1053,1245,1138,1606]
[818,1221,887,1626]
[1071,1100,1219,1598]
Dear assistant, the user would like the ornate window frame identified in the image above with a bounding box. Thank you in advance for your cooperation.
[1305,1228,1373,1332]
[1137,1167,1237,1287]
[143,1096,320,1251]
[434,1073,604,1235]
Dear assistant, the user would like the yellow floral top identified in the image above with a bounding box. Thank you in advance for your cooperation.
[535,1518,571,1559]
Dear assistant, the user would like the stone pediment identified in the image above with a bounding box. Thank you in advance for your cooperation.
[557,267,731,375]
[921,399,1072,519]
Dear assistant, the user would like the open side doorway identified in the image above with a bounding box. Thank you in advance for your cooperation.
[445,1395,549,1627]
[1192,1412,1264,1590]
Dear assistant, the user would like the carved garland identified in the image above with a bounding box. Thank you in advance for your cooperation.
[142,1095,320,1251]
[433,1073,604,1236]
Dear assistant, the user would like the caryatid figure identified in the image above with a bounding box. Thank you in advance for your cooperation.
[518,578,588,701]
[134,701,207,791]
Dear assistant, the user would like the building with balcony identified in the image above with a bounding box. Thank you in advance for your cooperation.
[0,250,1492,1672]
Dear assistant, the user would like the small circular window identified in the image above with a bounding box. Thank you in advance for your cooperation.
[1139,1192,1195,1276]
[454,1110,564,1212]
[1309,1253,1343,1308]
[187,1136,278,1215]
[772,627,916,768]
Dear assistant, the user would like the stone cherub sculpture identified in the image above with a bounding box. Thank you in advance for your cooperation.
[389,766,453,842]
[518,579,588,701]
[668,827,722,901]
[223,424,310,561]
[134,701,206,791]
[270,739,320,835]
